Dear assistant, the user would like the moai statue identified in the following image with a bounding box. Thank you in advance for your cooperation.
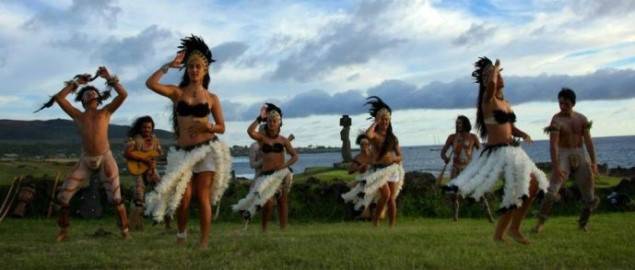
[340,115,352,162]
[77,173,103,218]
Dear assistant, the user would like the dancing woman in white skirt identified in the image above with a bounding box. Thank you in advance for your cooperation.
[443,58,549,244]
[145,35,232,249]
[233,103,298,232]
[342,96,404,227]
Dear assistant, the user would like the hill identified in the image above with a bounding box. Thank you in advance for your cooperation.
[0,119,174,144]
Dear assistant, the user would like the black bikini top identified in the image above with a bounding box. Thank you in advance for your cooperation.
[262,143,284,153]
[493,110,516,124]
[176,101,210,117]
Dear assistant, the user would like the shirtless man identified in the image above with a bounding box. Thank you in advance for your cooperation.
[533,88,598,233]
[52,66,129,241]
[440,115,494,222]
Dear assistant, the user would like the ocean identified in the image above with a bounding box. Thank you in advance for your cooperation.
[232,135,635,178]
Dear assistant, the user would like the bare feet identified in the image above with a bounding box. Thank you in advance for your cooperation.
[56,229,68,242]
[176,230,187,246]
[198,241,209,250]
[531,223,544,234]
[508,230,530,245]
[121,228,131,240]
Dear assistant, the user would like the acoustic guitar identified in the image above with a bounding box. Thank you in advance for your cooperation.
[126,150,160,176]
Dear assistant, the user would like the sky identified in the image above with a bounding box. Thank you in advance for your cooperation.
[1,0,634,147]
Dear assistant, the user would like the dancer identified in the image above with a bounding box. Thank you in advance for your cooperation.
[124,116,164,230]
[344,134,378,219]
[440,115,494,222]
[40,66,129,241]
[342,96,405,227]
[533,88,598,233]
[233,103,298,232]
[249,124,295,179]
[144,35,232,249]
[348,134,374,175]
[443,58,549,244]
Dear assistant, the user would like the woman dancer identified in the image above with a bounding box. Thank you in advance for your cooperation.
[342,97,405,227]
[233,103,298,232]
[443,57,548,244]
[144,35,232,248]
[343,134,377,219]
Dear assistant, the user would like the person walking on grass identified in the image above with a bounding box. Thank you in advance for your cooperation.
[533,88,599,233]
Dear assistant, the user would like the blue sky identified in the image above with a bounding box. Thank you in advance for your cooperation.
[1,0,635,146]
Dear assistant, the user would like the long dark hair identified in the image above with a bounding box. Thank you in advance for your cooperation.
[473,57,493,139]
[128,116,154,138]
[365,96,398,159]
[456,115,472,133]
[171,35,214,137]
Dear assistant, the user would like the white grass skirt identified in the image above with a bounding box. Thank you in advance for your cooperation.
[145,139,232,222]
[232,168,292,217]
[446,145,548,211]
[341,163,405,210]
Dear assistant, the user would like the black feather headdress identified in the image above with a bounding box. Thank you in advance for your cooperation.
[264,102,283,117]
[178,35,215,66]
[365,96,391,119]
[472,56,493,86]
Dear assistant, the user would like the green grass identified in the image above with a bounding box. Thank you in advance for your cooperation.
[1,213,634,269]
[295,167,354,183]
[0,160,142,190]
[0,161,74,185]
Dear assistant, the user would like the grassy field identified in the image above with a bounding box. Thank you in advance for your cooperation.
[0,160,137,188]
[1,213,634,269]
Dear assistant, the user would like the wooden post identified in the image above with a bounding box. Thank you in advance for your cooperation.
[47,172,61,218]
[0,176,23,223]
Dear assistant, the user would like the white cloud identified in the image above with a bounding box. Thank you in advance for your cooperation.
[1,0,635,145]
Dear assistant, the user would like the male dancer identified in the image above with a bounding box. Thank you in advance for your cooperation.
[534,88,598,233]
[440,115,494,222]
[49,67,129,241]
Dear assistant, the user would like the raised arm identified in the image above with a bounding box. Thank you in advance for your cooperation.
[145,52,184,100]
[100,67,127,114]
[483,59,501,102]
[53,75,90,119]
[440,134,454,164]
[247,118,264,142]
[247,105,267,141]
